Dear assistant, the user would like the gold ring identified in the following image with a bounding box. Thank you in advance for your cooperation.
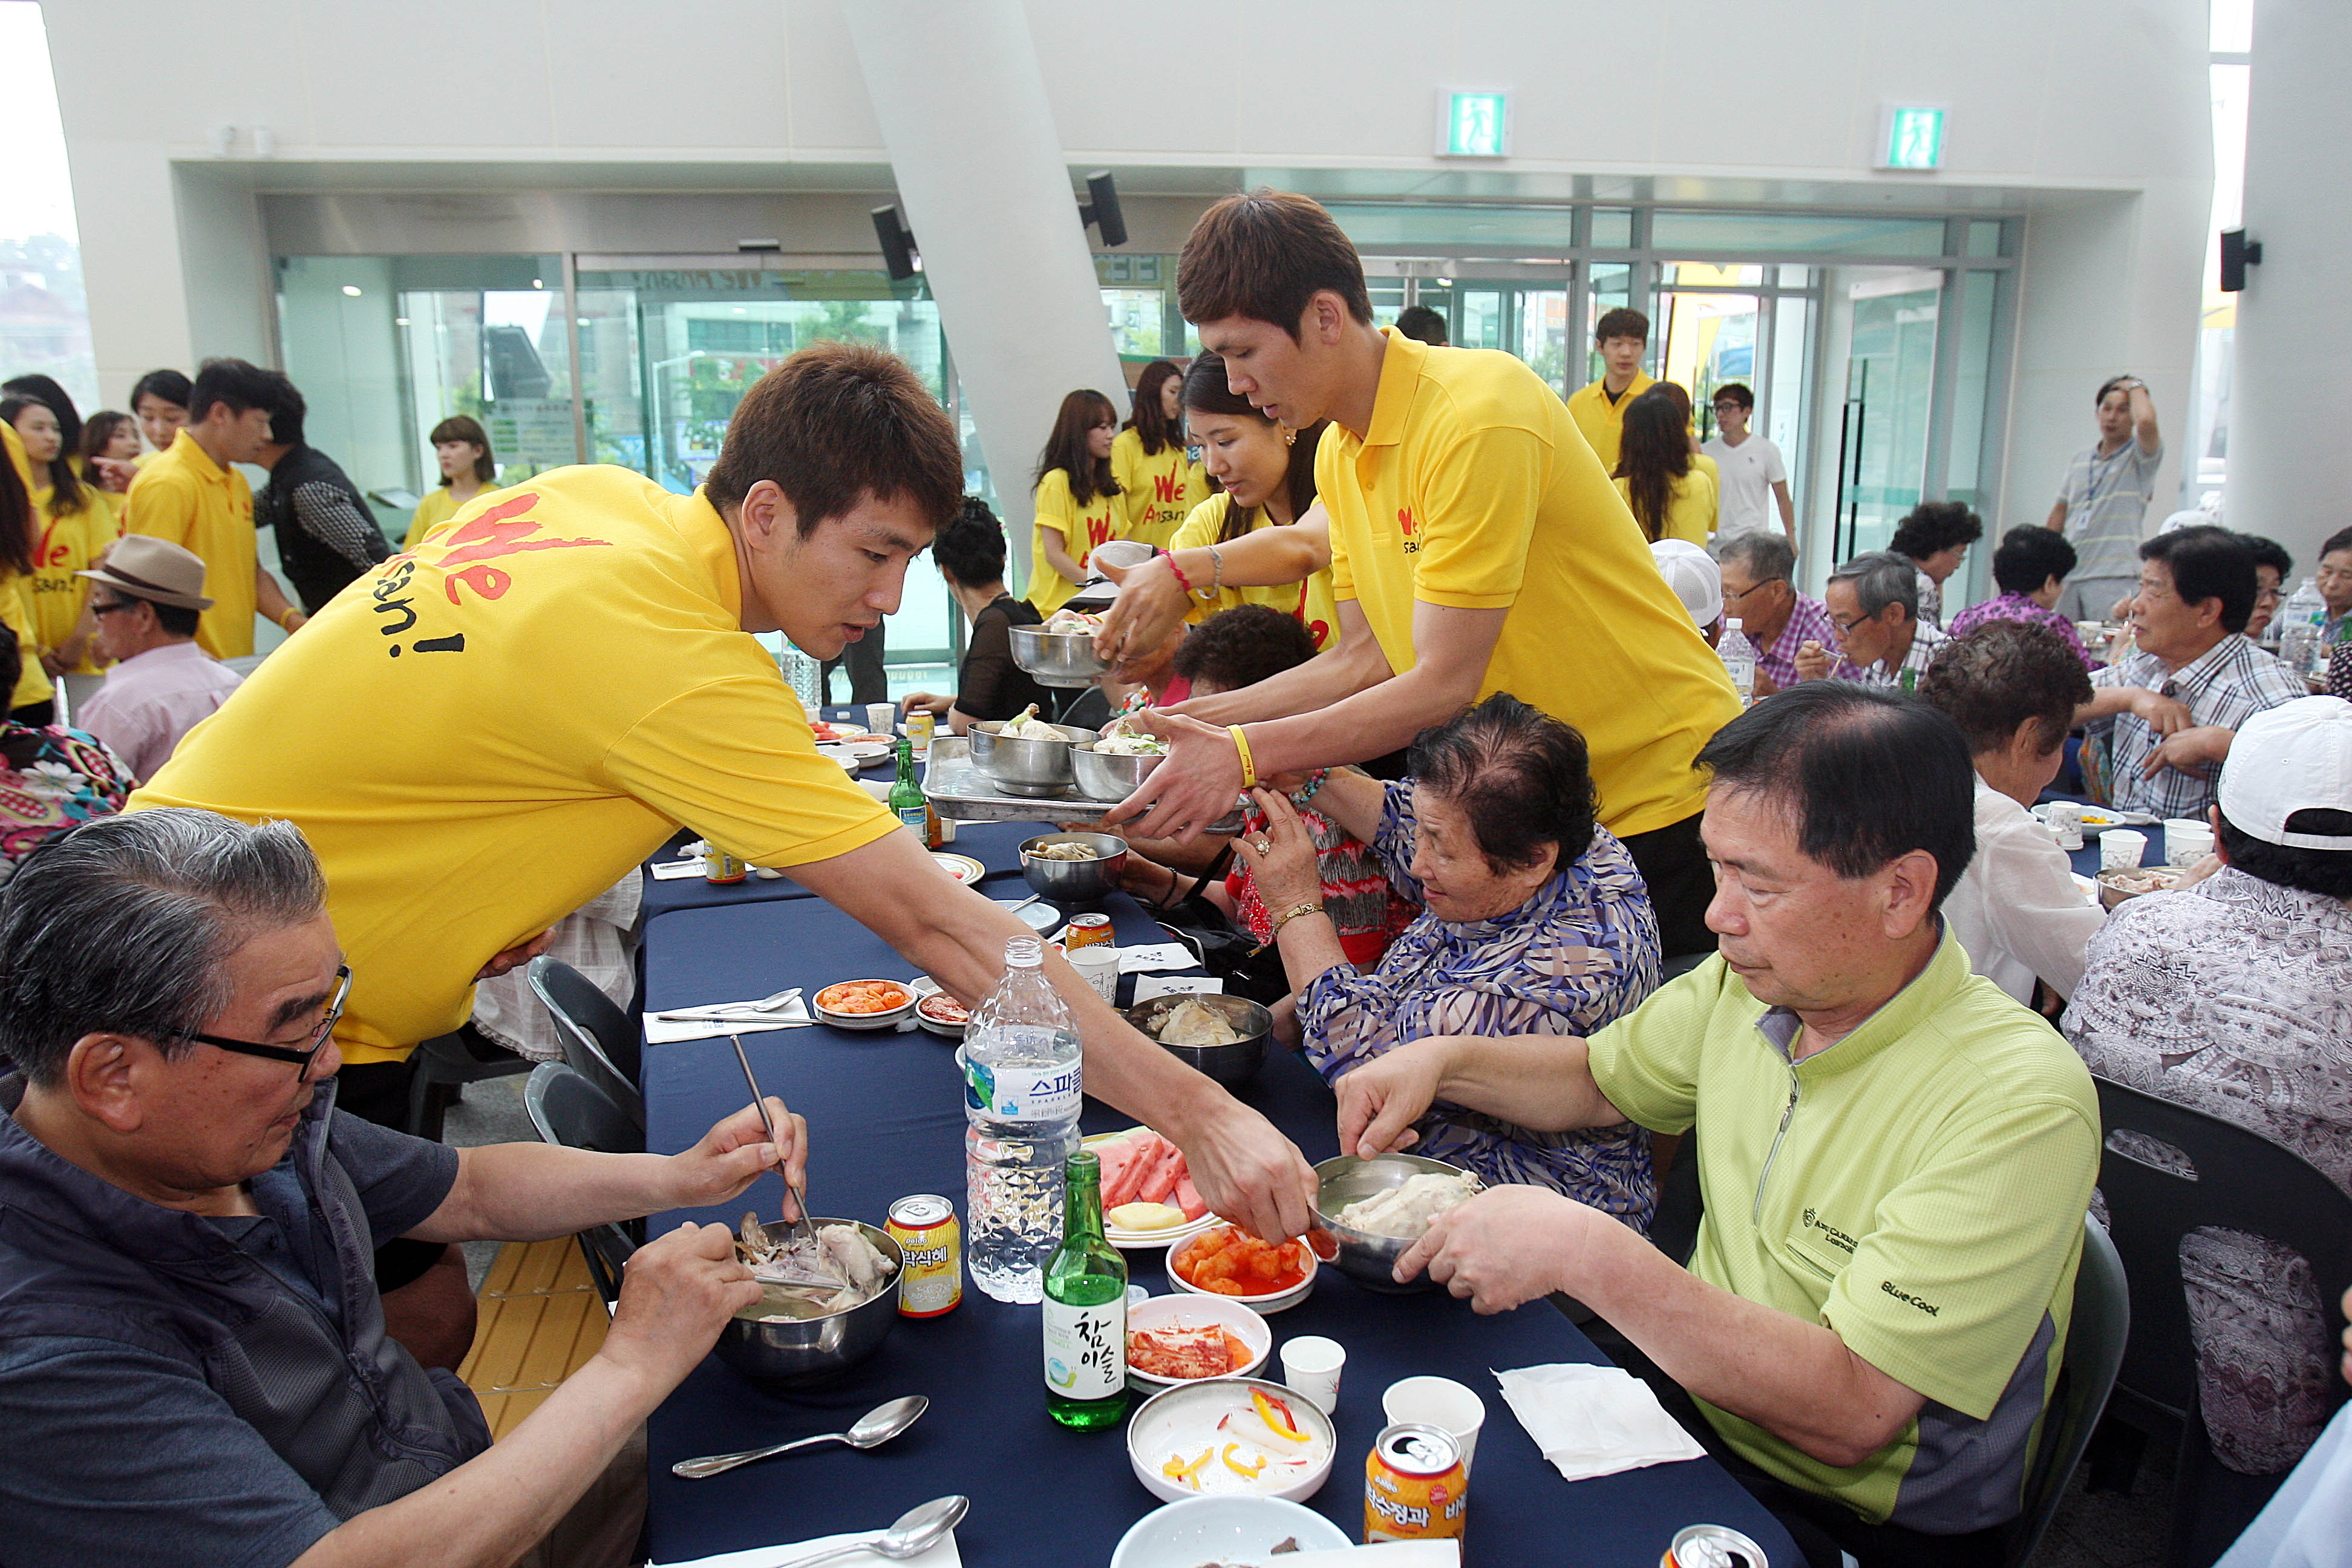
[1253,837,1271,854]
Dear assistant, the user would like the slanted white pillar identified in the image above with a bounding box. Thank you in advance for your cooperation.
[841,0,1128,569]
[2228,0,2352,570]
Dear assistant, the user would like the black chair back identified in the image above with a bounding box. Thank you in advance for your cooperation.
[523,1062,642,1304]
[2004,1217,2129,1567]
[526,955,643,1131]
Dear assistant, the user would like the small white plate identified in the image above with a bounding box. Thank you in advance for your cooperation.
[1125,1379,1336,1506]
[932,852,987,884]
[906,976,969,1039]
[1166,1225,1318,1315]
[810,978,916,1030]
[1109,1496,1350,1568]
[1082,1129,1213,1250]
[1125,1293,1270,1390]
[993,895,1063,935]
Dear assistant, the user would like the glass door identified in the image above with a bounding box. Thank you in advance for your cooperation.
[1831,270,1942,559]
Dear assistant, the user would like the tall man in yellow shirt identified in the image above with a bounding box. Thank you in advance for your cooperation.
[1105,191,1739,953]
[133,344,1318,1247]
[122,359,308,659]
[1565,307,1655,475]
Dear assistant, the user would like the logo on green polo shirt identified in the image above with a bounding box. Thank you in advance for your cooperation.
[1881,1279,1941,1316]
[1802,1207,1857,1255]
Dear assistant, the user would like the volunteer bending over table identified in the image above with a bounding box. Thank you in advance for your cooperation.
[1332,686,2099,1568]
[1096,190,1739,957]
[129,344,1318,1252]
[0,811,799,1568]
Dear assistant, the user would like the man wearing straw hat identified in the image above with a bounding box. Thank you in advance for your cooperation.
[69,536,243,784]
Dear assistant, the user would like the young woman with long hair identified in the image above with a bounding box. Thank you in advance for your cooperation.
[1612,388,1714,545]
[1111,358,1204,549]
[1161,354,1339,653]
[0,423,56,719]
[1025,387,1123,615]
[3,394,116,681]
[79,411,142,521]
[403,414,500,548]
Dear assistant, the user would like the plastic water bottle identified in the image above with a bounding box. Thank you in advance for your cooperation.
[963,936,1082,1302]
[779,642,825,714]
[2280,578,2326,676]
[1719,617,1758,707]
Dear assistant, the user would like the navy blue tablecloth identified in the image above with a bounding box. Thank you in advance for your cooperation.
[641,820,1039,917]
[639,895,1798,1565]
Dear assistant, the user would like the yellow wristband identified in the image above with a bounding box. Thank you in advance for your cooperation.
[278,608,301,630]
[1229,725,1256,791]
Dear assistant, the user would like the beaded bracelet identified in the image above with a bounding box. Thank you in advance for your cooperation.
[1289,768,1329,808]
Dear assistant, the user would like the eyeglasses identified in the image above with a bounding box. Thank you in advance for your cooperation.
[1723,579,1784,605]
[1832,609,1877,635]
[184,965,351,1081]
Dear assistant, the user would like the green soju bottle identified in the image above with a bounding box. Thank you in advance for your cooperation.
[889,736,932,844]
[1043,1148,1129,1429]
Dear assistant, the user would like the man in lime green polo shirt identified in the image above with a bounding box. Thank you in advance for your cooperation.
[1333,682,2098,1567]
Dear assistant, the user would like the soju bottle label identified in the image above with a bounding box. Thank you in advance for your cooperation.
[896,805,929,834]
[1043,1298,1125,1399]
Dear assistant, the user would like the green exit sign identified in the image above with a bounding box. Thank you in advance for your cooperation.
[1877,105,1946,170]
[1440,91,1511,157]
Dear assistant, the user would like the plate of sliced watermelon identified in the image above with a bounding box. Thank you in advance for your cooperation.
[1086,1127,1218,1250]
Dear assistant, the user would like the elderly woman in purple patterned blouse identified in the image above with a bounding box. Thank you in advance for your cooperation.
[1233,693,1663,1230]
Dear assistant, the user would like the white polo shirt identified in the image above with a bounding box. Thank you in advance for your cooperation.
[1701,432,1788,539]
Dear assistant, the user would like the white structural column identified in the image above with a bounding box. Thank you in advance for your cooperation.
[840,0,1128,561]
[2229,0,2352,569]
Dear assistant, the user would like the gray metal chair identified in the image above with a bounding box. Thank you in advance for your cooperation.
[2002,1215,2130,1567]
[522,1062,641,1305]
[524,955,644,1131]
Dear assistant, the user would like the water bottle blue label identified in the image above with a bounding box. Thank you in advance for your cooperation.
[964,1059,1081,1122]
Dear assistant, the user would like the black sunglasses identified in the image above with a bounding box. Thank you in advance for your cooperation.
[184,965,352,1080]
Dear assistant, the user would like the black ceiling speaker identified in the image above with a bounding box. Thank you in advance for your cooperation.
[1079,171,1127,248]
[872,205,920,281]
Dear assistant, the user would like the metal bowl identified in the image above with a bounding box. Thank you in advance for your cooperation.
[1019,831,1129,906]
[712,1218,904,1387]
[1310,1153,1481,1294]
[1126,993,1272,1088]
[1071,741,1166,802]
[1009,625,1112,688]
[969,719,1098,798]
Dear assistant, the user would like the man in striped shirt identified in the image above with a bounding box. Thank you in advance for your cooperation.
[1717,533,1866,693]
[1798,552,1947,693]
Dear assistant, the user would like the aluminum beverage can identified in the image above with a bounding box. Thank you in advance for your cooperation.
[1663,1523,1769,1568]
[905,710,935,750]
[1065,913,1114,951]
[886,1195,963,1318]
[701,848,747,884]
[1364,1422,1468,1543]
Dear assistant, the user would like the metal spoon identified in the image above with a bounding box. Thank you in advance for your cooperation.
[670,1396,929,1480]
[730,1034,815,1245]
[650,985,802,1021]
[766,1496,968,1568]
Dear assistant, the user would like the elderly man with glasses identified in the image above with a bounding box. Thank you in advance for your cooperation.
[1798,551,1949,693]
[66,535,243,784]
[1716,533,1864,695]
[0,809,803,1568]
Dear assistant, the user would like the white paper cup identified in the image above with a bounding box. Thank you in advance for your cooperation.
[864,703,896,739]
[2100,829,2148,870]
[1070,944,1120,1004]
[2043,802,2085,850]
[1280,1335,1345,1414]
[1382,1374,1487,1475]
[2163,818,2215,867]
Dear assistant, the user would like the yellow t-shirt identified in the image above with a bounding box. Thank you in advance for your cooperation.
[1168,495,1342,652]
[1613,469,1717,547]
[1690,451,1721,529]
[1564,372,1655,475]
[122,430,257,659]
[29,484,121,673]
[131,466,902,1062]
[1317,330,1737,838]
[403,483,505,550]
[1025,468,1123,617]
[2,425,53,711]
[1111,428,1205,550]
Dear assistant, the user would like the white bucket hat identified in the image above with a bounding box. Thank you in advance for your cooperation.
[1650,538,1723,630]
[2216,696,2352,849]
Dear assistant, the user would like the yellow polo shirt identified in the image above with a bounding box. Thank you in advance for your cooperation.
[2,425,52,711]
[1565,371,1654,474]
[403,483,506,550]
[1168,495,1342,652]
[1111,428,1205,550]
[1613,469,1716,547]
[1025,468,1123,616]
[132,466,901,1062]
[123,430,257,659]
[1318,331,1735,837]
[30,484,121,673]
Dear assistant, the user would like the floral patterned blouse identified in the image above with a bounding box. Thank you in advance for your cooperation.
[1296,780,1663,1229]
[0,724,134,885]
[2063,867,2352,1474]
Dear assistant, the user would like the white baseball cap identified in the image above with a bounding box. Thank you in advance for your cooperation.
[2217,696,2352,849]
[1651,538,1723,629]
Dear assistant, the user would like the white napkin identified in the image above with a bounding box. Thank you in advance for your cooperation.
[648,858,710,881]
[1117,941,1199,973]
[644,998,813,1044]
[1492,1362,1708,1481]
[1131,974,1224,1001]
[653,1525,959,1568]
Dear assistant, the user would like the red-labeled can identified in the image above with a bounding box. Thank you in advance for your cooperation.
[1663,1523,1769,1568]
[1364,1422,1468,1543]
[1064,913,1114,951]
[885,1195,962,1318]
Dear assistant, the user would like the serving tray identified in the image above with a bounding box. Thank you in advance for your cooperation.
[923,754,1241,835]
